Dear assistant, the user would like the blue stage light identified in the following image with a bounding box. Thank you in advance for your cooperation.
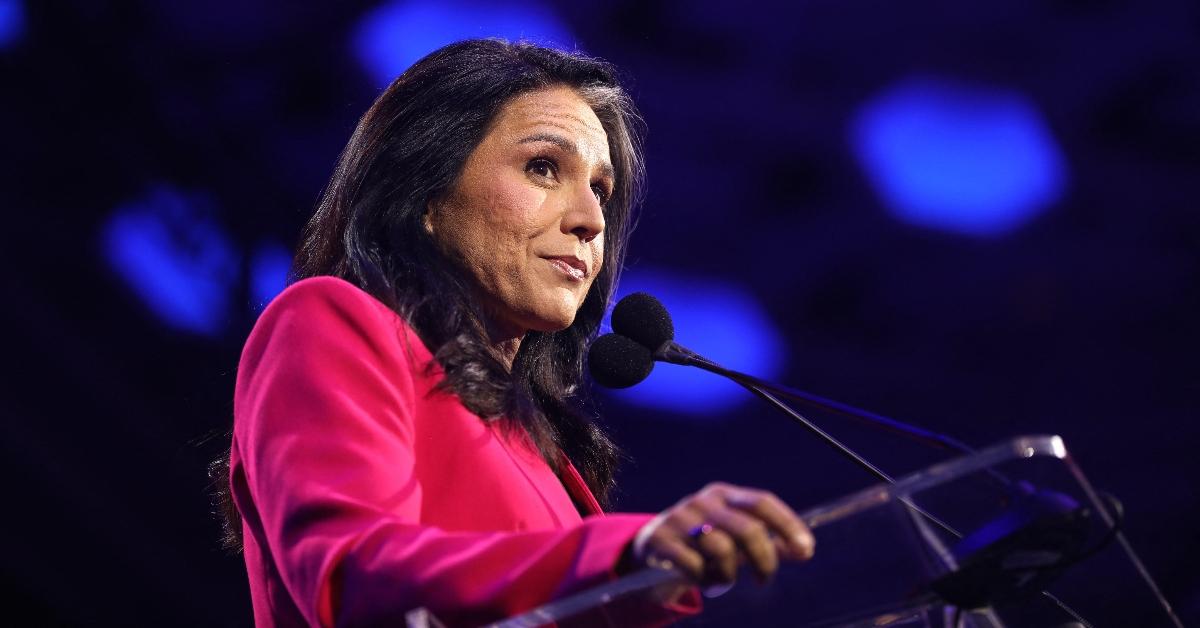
[250,242,293,312]
[0,0,26,48]
[101,186,239,337]
[606,269,786,417]
[852,76,1066,237]
[352,0,574,87]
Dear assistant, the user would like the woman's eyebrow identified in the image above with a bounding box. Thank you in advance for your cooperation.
[519,132,574,151]
[518,133,615,180]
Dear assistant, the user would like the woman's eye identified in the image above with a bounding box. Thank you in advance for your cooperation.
[527,158,557,180]
[591,184,611,205]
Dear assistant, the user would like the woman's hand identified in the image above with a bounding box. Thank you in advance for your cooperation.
[629,482,815,587]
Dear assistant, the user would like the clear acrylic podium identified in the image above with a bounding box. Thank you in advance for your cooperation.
[407,435,1182,627]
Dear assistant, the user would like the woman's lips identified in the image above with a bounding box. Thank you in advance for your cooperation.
[544,257,587,282]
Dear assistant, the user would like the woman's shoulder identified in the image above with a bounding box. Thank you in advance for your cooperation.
[266,275,390,317]
[249,275,433,364]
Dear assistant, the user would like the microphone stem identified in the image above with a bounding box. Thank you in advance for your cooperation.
[659,344,973,456]
[738,379,965,542]
[655,342,1018,497]
[741,383,894,484]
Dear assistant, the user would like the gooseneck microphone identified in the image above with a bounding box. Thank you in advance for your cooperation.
[590,293,899,485]
[590,292,970,484]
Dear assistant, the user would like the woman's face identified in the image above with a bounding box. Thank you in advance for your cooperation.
[428,85,614,338]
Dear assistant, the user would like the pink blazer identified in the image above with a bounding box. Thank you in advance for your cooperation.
[229,276,698,626]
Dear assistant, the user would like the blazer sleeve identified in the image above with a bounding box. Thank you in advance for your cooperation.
[230,278,696,627]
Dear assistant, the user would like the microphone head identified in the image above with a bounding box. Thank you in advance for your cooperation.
[611,292,674,351]
[587,333,655,389]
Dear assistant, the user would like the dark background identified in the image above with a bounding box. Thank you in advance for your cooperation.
[1,1,1197,625]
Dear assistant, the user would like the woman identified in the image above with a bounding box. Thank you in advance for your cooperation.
[213,39,814,627]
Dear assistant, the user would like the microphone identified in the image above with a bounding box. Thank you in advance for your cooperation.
[611,292,714,368]
[592,292,898,485]
[605,292,971,456]
[587,333,654,389]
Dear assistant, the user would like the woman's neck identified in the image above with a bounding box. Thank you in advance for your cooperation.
[491,335,522,370]
[476,295,524,370]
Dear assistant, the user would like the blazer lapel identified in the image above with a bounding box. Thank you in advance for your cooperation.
[560,456,604,516]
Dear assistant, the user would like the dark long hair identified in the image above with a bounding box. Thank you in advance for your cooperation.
[210,39,644,552]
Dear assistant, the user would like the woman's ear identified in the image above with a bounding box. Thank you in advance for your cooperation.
[423,201,436,236]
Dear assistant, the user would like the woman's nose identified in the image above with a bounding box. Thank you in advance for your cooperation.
[562,183,605,242]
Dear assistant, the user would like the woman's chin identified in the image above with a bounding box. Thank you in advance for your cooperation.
[515,292,585,333]
[519,303,579,333]
[526,313,576,333]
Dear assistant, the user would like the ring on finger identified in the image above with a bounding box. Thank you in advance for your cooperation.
[688,523,737,598]
[688,523,715,540]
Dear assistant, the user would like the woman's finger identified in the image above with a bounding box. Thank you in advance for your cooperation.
[659,504,740,585]
[638,482,815,590]
[720,486,815,560]
[687,523,740,584]
[698,500,779,583]
[645,534,706,581]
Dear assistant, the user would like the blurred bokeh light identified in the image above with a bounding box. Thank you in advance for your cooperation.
[100,185,239,337]
[249,241,292,312]
[0,0,25,48]
[852,76,1067,237]
[352,0,575,85]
